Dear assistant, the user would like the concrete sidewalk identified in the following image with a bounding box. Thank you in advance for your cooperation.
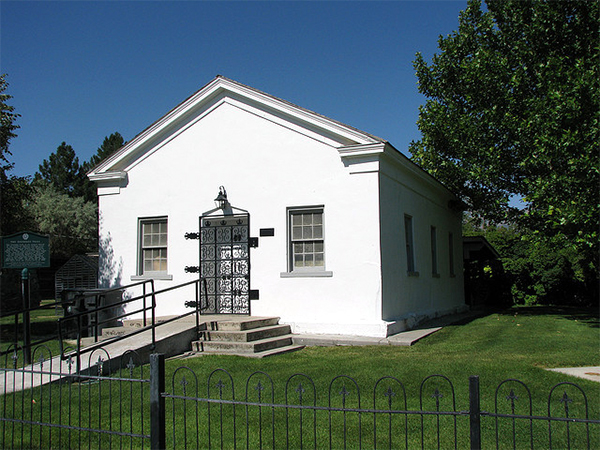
[0,316,198,394]
[292,309,482,347]
[292,326,442,347]
[546,366,600,383]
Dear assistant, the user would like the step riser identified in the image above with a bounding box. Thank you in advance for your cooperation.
[213,317,280,331]
[193,337,293,354]
[201,325,291,342]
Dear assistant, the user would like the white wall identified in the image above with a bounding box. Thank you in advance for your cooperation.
[98,100,387,335]
[378,157,466,330]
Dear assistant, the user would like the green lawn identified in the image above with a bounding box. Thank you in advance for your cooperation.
[170,306,599,388]
[162,306,600,449]
[1,306,599,449]
[0,300,64,363]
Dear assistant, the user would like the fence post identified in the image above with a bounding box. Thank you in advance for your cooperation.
[469,375,482,450]
[150,353,166,450]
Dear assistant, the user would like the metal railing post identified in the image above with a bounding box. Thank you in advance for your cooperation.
[150,353,166,450]
[469,375,482,450]
[195,280,200,335]
[94,294,100,342]
[76,314,82,374]
[143,281,147,327]
[151,280,156,349]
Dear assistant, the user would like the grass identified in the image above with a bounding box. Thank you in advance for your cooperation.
[1,305,599,448]
[0,300,64,362]
[160,306,600,449]
[170,306,599,389]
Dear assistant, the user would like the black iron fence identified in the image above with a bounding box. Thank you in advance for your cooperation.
[1,348,598,449]
[1,346,149,449]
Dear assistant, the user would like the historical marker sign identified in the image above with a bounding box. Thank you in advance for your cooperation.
[1,232,50,269]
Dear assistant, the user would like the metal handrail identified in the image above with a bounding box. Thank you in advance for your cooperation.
[57,278,207,371]
[0,300,64,359]
[2,277,206,368]
[57,279,156,352]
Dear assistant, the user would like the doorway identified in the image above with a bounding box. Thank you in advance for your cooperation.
[199,212,250,314]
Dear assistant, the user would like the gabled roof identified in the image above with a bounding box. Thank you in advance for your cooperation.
[463,236,501,261]
[87,75,459,202]
[88,75,385,180]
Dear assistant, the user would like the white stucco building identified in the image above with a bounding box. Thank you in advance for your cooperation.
[88,76,466,338]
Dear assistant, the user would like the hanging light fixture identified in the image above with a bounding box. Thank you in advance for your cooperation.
[214,186,228,209]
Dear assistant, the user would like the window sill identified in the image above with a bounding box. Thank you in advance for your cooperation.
[407,271,420,277]
[280,271,333,278]
[131,274,173,281]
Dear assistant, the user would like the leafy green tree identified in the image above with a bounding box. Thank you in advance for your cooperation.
[0,74,34,236]
[411,0,599,279]
[27,184,97,259]
[1,174,35,235]
[0,74,19,175]
[463,218,592,306]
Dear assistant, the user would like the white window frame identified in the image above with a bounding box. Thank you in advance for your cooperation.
[131,216,173,281]
[448,232,456,277]
[431,226,440,277]
[281,206,333,278]
[404,214,418,276]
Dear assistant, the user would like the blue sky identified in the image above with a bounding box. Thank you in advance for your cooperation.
[1,0,468,178]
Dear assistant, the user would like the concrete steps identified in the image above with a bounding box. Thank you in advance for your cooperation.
[192,316,304,358]
[80,315,303,358]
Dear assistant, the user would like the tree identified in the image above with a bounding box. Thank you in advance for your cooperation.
[83,132,124,171]
[0,74,33,237]
[27,184,98,259]
[410,0,599,279]
[81,132,125,202]
[463,217,593,306]
[1,173,35,235]
[34,142,87,198]
[0,74,19,176]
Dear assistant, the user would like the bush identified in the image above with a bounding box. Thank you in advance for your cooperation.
[464,220,596,307]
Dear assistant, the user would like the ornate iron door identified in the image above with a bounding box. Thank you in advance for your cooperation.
[200,213,250,314]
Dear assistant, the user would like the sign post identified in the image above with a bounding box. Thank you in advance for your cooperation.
[1,232,50,365]
[21,268,32,364]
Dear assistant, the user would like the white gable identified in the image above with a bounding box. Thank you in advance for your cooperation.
[90,76,381,179]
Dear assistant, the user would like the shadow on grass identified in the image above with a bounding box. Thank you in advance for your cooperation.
[498,306,600,328]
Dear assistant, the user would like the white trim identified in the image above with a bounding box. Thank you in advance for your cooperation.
[89,76,381,177]
[404,214,416,274]
[89,171,128,196]
[137,216,169,277]
[280,271,333,278]
[130,274,173,281]
[283,205,333,277]
[88,171,127,182]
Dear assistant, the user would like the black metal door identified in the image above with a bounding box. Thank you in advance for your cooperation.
[200,213,250,314]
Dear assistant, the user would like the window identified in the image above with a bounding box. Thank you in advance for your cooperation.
[282,207,332,277]
[448,232,455,276]
[431,226,439,276]
[404,215,416,274]
[138,217,168,276]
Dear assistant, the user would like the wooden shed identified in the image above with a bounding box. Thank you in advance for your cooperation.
[54,254,99,300]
